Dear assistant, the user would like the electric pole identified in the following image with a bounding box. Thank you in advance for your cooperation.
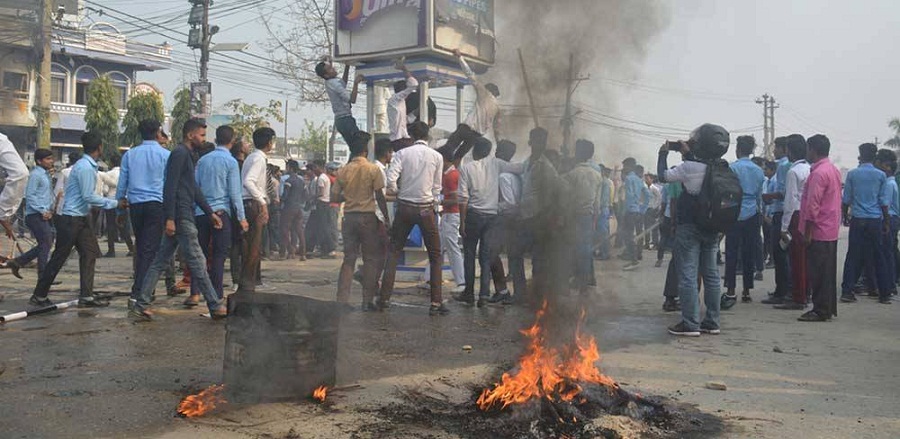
[34,0,52,149]
[561,53,589,157]
[188,0,212,118]
[756,94,778,158]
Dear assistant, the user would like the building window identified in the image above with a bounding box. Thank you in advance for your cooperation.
[108,72,129,109]
[50,64,68,103]
[74,66,99,105]
[2,71,28,92]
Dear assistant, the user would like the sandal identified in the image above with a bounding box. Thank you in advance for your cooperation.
[183,295,201,308]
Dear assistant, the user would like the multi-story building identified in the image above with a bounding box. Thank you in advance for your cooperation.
[0,0,170,162]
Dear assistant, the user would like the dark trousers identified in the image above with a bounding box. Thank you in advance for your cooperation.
[663,252,679,298]
[509,217,552,304]
[893,217,900,288]
[238,200,266,293]
[279,208,306,257]
[657,217,673,262]
[788,213,808,304]
[129,202,165,296]
[463,211,500,298]
[194,212,232,300]
[841,218,892,298]
[573,213,596,289]
[507,216,531,297]
[644,208,659,247]
[380,202,442,304]
[620,211,641,262]
[16,213,54,276]
[442,124,480,159]
[230,215,243,285]
[771,212,791,296]
[308,202,336,254]
[808,240,838,317]
[725,214,759,290]
[105,208,133,254]
[754,216,764,272]
[33,215,100,299]
[337,212,382,304]
[334,115,360,146]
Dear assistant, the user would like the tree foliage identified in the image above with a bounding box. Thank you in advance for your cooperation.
[169,88,193,146]
[296,120,329,160]
[224,99,285,143]
[887,118,900,149]
[121,91,165,147]
[84,75,121,163]
[261,0,333,103]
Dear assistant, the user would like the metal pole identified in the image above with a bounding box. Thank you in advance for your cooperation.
[0,299,79,323]
[199,0,211,116]
[35,0,52,149]
[419,80,430,132]
[367,81,375,161]
[562,53,574,157]
[283,98,288,156]
[456,85,464,127]
[517,49,539,129]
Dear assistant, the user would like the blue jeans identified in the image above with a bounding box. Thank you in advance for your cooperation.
[463,211,500,298]
[17,213,54,275]
[574,214,596,288]
[841,217,892,298]
[134,218,222,313]
[595,207,611,259]
[194,213,233,301]
[674,223,721,331]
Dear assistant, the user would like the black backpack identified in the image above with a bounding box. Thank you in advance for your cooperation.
[694,159,742,233]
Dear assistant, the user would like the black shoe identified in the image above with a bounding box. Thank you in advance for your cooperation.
[878,297,892,305]
[761,296,786,305]
[453,293,475,305]
[78,296,110,307]
[798,310,829,322]
[362,301,379,312]
[29,295,52,307]
[353,270,363,284]
[754,271,764,281]
[662,299,680,312]
[476,298,487,308]
[699,321,721,335]
[667,322,700,337]
[840,294,858,303]
[3,259,22,279]
[773,301,806,310]
[488,292,512,304]
[654,260,662,268]
[128,308,153,322]
[103,252,116,258]
[721,294,738,310]
[741,292,752,303]
[429,303,450,316]
[126,251,134,257]
[376,299,391,311]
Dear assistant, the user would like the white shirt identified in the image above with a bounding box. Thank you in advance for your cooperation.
[648,183,662,210]
[460,57,500,139]
[55,167,72,215]
[386,140,443,204]
[241,149,268,203]
[782,160,811,232]
[0,133,28,219]
[387,76,419,141]
[458,157,526,215]
[663,161,707,195]
[375,160,388,223]
[99,167,119,198]
[499,172,521,215]
[316,173,331,203]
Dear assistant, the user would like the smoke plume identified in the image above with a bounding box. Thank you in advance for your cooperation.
[489,0,670,159]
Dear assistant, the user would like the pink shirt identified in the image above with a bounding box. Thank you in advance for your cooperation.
[799,157,843,242]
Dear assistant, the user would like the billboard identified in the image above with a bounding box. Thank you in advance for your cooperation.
[434,0,494,63]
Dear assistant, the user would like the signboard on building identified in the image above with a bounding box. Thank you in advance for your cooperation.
[434,0,494,63]
[190,81,211,119]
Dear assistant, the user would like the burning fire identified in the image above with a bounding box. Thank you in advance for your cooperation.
[477,303,618,411]
[177,384,227,418]
[312,385,329,403]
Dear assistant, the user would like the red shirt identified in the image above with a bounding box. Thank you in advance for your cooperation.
[442,166,460,214]
[328,174,339,208]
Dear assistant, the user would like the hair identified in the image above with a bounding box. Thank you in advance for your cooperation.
[751,156,765,167]
[81,131,103,155]
[496,139,517,161]
[215,125,236,145]
[68,151,82,165]
[472,137,493,159]
[198,142,215,158]
[349,131,372,155]
[773,136,788,151]
[858,142,878,163]
[437,144,456,163]
[764,160,777,172]
[807,134,831,158]
[34,149,53,163]
[314,62,329,79]
[622,157,637,168]
[286,160,299,172]
[139,119,162,141]
[736,135,756,157]
[109,154,121,167]
[876,148,897,167]
[230,139,244,158]
[635,165,645,176]
[529,127,548,149]
[786,134,808,161]
[375,138,393,159]
[574,139,594,162]
[253,127,277,149]
[408,121,430,141]
[485,83,500,97]
[182,118,207,140]
[394,80,408,93]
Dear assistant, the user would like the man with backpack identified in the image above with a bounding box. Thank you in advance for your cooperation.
[658,124,740,337]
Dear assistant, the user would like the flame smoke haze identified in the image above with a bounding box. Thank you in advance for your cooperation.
[489,0,670,156]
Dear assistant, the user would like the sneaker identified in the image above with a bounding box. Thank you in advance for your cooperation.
[128,308,153,322]
[754,271,764,281]
[2,259,22,279]
[761,295,786,305]
[668,322,700,337]
[501,294,516,306]
[623,261,639,271]
[450,284,466,294]
[662,299,680,312]
[699,322,721,335]
[654,260,662,268]
[183,295,201,307]
[773,301,806,310]
[798,310,829,322]
[489,291,512,304]
[78,296,110,308]
[721,293,738,310]
[29,295,52,307]
[476,298,487,308]
[453,293,475,305]
[429,303,450,316]
[362,301,379,312]
[878,297,892,305]
[103,251,116,258]
[840,294,858,303]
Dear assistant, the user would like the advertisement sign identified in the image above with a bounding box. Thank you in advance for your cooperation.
[338,0,421,31]
[434,0,494,63]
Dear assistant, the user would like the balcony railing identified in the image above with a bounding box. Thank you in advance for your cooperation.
[51,102,128,117]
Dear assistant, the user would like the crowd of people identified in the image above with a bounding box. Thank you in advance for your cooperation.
[0,52,894,332]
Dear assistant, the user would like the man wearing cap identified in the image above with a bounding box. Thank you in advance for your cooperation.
[1,149,55,279]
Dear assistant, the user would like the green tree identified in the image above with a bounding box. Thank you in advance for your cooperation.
[169,88,193,146]
[224,99,285,143]
[886,118,900,149]
[296,120,329,160]
[121,91,165,147]
[84,75,121,163]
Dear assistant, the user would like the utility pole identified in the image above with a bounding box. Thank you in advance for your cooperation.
[188,0,212,118]
[561,53,588,158]
[283,98,288,157]
[756,94,778,158]
[34,0,52,149]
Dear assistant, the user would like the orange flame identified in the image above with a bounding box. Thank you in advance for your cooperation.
[476,303,618,411]
[178,384,227,418]
[312,385,329,403]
